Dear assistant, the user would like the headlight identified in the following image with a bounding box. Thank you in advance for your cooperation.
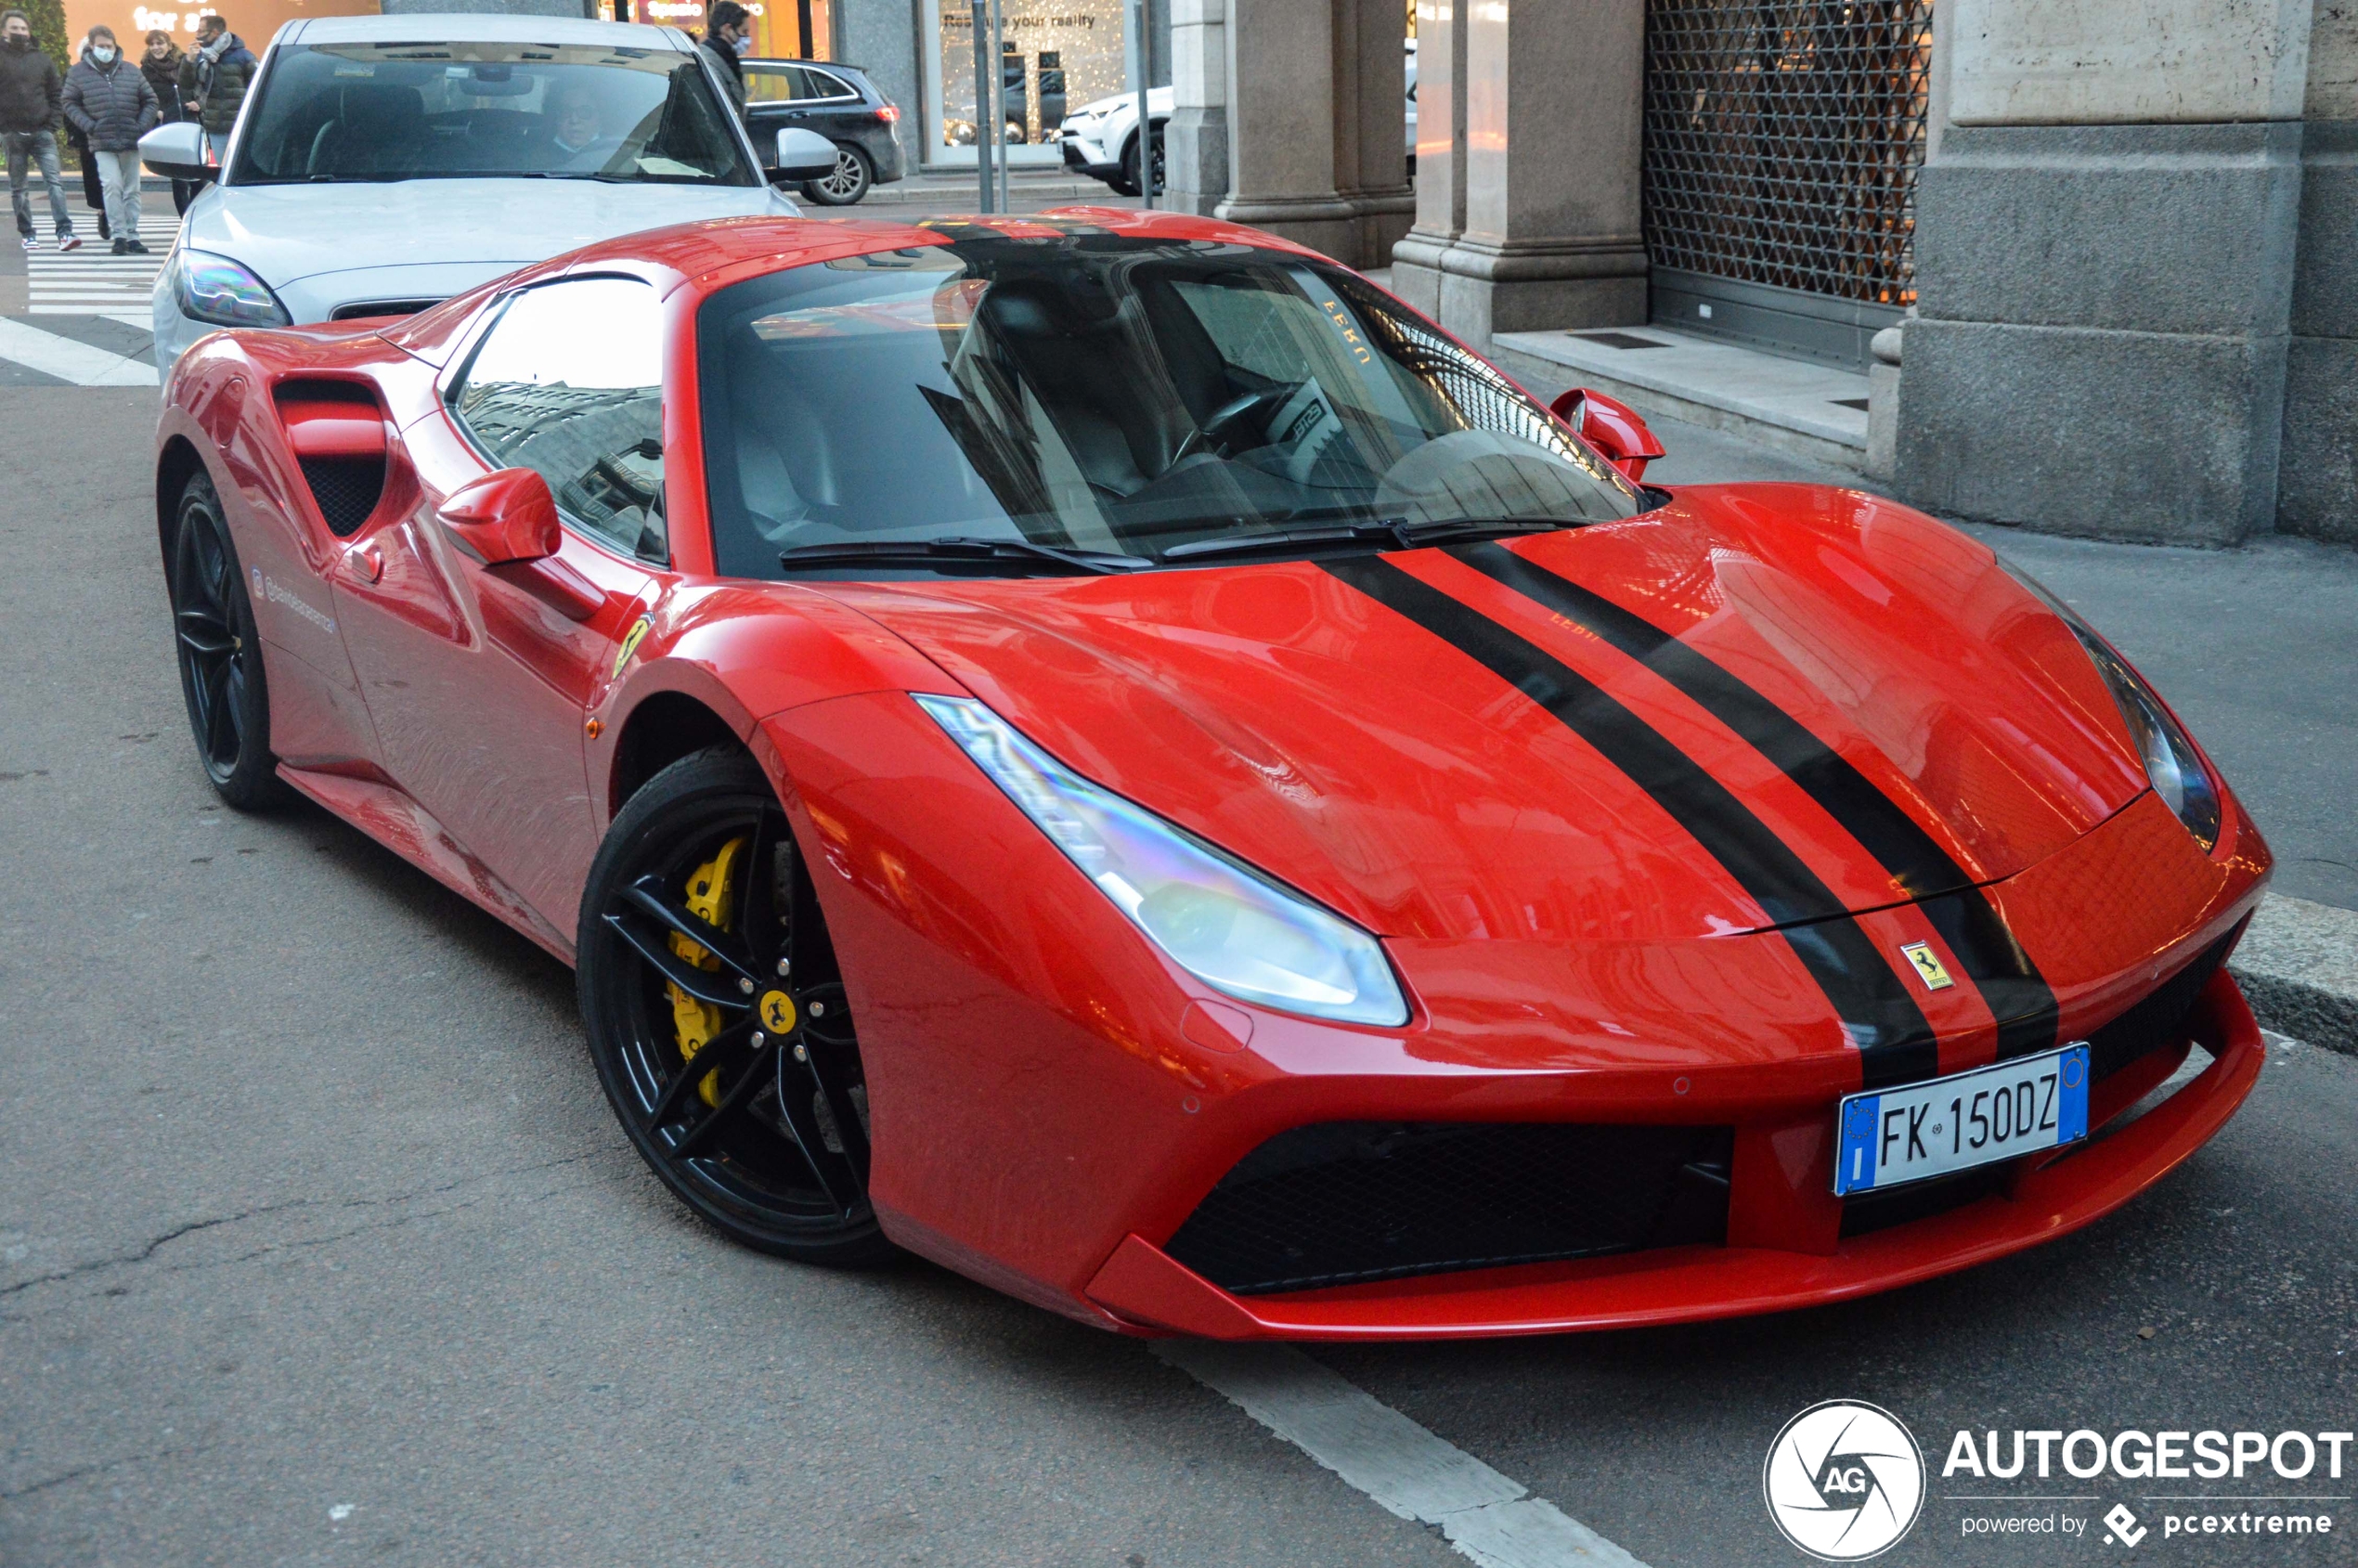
[171,249,291,329]
[918,695,1409,1026]
[2003,564,2221,851]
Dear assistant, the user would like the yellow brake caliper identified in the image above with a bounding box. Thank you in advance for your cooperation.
[668,835,746,1109]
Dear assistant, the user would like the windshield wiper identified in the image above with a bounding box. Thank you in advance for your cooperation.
[1159,515,1573,564]
[777,536,1151,577]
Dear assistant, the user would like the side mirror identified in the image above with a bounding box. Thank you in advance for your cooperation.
[439,467,561,565]
[772,126,839,183]
[1550,386,1666,483]
[140,120,214,183]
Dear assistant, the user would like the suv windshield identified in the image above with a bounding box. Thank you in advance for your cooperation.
[697,230,1643,577]
[231,42,757,186]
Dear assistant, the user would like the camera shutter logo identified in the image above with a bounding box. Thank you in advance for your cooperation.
[1762,1400,1925,1561]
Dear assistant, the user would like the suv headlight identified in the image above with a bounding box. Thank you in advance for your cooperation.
[919,694,1409,1026]
[2003,564,2222,851]
[171,248,292,329]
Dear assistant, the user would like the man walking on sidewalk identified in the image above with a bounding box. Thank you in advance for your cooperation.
[180,15,253,167]
[0,9,81,252]
[63,25,156,253]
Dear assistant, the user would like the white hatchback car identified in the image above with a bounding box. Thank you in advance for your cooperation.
[140,13,838,375]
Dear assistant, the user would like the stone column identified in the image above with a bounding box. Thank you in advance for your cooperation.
[1388,0,1463,316]
[2280,11,2358,544]
[1333,0,1415,266]
[1895,0,2319,546]
[1404,0,1647,348]
[1164,0,1230,216]
[1215,0,1358,259]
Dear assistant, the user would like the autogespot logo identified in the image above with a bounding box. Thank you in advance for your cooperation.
[1764,1400,1927,1561]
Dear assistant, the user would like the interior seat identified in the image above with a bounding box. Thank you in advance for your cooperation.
[305,84,429,176]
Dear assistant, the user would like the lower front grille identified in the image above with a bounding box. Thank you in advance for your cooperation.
[1164,1121,1734,1296]
[2089,921,2244,1082]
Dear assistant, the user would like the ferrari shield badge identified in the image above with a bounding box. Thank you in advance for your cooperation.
[1899,941,1955,991]
[612,615,653,679]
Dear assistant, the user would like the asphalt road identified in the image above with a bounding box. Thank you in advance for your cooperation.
[3,390,2352,1568]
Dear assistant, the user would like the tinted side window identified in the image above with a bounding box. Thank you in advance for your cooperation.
[743,68,795,105]
[451,278,668,561]
[800,70,858,101]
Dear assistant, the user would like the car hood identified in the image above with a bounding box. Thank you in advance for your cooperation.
[184,177,793,294]
[820,485,2150,943]
[1066,86,1174,122]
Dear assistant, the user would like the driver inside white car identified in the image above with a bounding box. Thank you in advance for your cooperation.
[548,82,624,171]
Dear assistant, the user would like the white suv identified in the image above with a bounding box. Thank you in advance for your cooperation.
[140,12,836,375]
[1056,45,1417,198]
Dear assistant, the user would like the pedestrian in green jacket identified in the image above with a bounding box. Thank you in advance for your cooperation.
[180,15,254,163]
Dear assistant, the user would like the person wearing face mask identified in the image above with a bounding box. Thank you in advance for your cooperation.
[696,2,750,122]
[545,80,621,171]
[63,26,156,253]
[140,31,194,214]
[0,8,80,252]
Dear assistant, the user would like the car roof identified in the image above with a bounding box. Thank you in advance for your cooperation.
[278,14,697,50]
[743,58,869,75]
[543,209,1339,296]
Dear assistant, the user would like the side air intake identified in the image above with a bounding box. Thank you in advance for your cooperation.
[274,381,387,537]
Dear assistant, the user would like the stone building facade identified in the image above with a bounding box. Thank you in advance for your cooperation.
[1158,0,2354,548]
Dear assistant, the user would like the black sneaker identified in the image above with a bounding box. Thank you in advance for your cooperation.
[125,240,149,254]
[111,238,129,255]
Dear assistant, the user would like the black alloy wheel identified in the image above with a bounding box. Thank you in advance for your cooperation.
[1115,123,1164,199]
[577,747,892,1263]
[800,142,873,205]
[170,470,287,810]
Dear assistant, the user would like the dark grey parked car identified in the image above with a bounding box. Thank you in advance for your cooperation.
[741,58,905,205]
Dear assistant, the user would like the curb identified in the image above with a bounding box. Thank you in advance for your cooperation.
[2229,893,2358,1056]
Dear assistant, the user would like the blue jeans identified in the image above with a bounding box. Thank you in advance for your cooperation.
[3,129,75,240]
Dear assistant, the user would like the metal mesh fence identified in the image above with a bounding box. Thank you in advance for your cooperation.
[1641,0,1934,307]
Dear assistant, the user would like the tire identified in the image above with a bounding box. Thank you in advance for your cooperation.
[799,142,873,206]
[1121,123,1164,200]
[577,746,895,1265]
[169,469,289,811]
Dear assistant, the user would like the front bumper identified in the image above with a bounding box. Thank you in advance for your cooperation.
[1058,132,1121,181]
[762,692,2269,1341]
[1085,968,2263,1338]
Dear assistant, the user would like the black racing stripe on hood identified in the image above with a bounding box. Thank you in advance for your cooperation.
[1320,554,1939,1088]
[1448,540,2062,1062]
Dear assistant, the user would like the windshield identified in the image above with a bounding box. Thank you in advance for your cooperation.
[696,230,1643,577]
[230,41,758,186]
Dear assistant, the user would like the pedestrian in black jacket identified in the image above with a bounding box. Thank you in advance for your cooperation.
[0,7,81,250]
[141,32,195,214]
[697,1,751,122]
[64,26,157,252]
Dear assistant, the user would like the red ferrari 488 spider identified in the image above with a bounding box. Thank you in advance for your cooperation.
[156,210,2270,1340]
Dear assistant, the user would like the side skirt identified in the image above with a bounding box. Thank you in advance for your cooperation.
[278,762,577,965]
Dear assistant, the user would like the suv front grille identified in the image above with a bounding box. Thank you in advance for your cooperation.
[1164,1121,1734,1296]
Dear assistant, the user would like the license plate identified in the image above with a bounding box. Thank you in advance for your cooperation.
[1833,1043,2091,1197]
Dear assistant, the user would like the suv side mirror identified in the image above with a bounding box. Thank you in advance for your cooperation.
[439,468,561,565]
[1551,387,1666,483]
[772,126,840,183]
[139,121,214,184]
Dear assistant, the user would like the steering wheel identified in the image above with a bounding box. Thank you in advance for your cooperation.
[1173,385,1291,461]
